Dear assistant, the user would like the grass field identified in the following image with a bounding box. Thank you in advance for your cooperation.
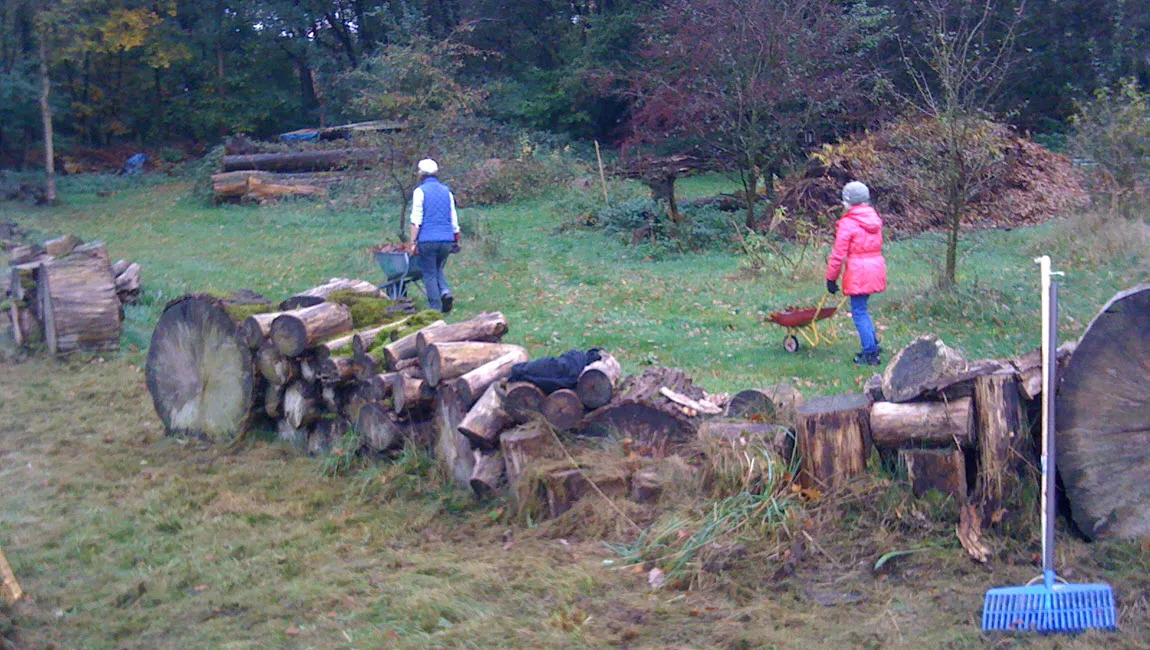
[1,173,1148,649]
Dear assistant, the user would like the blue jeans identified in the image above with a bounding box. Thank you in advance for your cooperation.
[850,294,879,354]
[416,241,453,310]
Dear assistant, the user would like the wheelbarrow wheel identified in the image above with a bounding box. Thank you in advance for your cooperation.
[783,335,799,353]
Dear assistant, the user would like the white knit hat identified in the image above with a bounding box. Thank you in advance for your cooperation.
[842,181,870,206]
[417,158,439,175]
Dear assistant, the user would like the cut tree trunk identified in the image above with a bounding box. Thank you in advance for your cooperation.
[457,383,511,450]
[543,388,584,431]
[257,342,298,385]
[39,241,121,353]
[381,321,446,369]
[145,294,255,441]
[540,467,627,519]
[392,372,434,413]
[575,353,622,409]
[1055,284,1150,539]
[869,397,975,448]
[241,312,279,349]
[500,422,564,491]
[414,311,509,355]
[270,302,353,357]
[421,341,526,387]
[317,356,358,385]
[469,449,506,498]
[342,316,414,356]
[43,233,81,257]
[725,384,804,426]
[283,380,321,430]
[110,259,130,277]
[1010,343,1077,400]
[503,381,546,424]
[433,384,474,485]
[449,348,530,408]
[794,392,872,490]
[357,402,403,453]
[973,371,1028,508]
[220,148,381,173]
[881,335,968,403]
[901,448,968,500]
[212,175,325,203]
[279,277,382,310]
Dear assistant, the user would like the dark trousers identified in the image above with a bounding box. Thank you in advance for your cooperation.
[416,241,453,310]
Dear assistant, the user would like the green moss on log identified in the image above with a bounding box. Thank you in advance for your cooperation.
[324,289,405,328]
[222,302,275,323]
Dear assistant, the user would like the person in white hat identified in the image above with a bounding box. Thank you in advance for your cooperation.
[408,158,461,313]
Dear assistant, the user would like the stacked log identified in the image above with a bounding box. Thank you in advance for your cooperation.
[5,234,138,353]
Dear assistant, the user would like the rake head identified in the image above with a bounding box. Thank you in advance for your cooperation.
[982,581,1117,632]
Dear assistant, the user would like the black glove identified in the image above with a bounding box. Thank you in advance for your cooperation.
[826,279,839,294]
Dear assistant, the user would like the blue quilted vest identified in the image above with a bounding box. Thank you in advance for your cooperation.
[417,176,454,242]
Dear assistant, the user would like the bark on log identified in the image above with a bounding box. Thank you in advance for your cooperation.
[575,353,622,409]
[317,356,358,385]
[901,448,968,500]
[392,372,434,413]
[414,311,509,356]
[724,384,804,425]
[341,381,381,424]
[794,393,872,490]
[1010,343,1077,400]
[973,372,1028,507]
[145,294,254,441]
[220,148,381,173]
[869,397,975,448]
[113,262,141,302]
[881,335,968,403]
[381,320,446,369]
[357,402,403,453]
[543,388,584,431]
[421,341,526,387]
[448,348,530,408]
[44,233,82,257]
[270,302,353,357]
[1055,284,1150,539]
[39,241,120,353]
[240,312,279,349]
[279,277,383,310]
[470,449,506,498]
[340,316,414,355]
[500,423,564,491]
[503,381,546,424]
[433,384,474,485]
[458,383,512,450]
[9,244,42,265]
[110,259,131,277]
[283,380,321,430]
[257,342,298,385]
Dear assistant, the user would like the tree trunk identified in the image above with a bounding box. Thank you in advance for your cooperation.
[540,467,628,519]
[901,448,967,500]
[725,384,804,426]
[869,397,975,448]
[414,311,509,356]
[270,302,353,357]
[344,315,418,356]
[39,242,121,354]
[881,335,969,402]
[1055,283,1150,539]
[501,422,564,492]
[503,381,546,424]
[341,380,381,424]
[575,352,622,409]
[392,372,434,414]
[38,35,56,204]
[794,392,872,490]
[220,148,381,173]
[381,321,446,369]
[457,383,511,450]
[317,356,358,385]
[145,294,255,442]
[421,341,526,387]
[543,388,584,431]
[432,383,473,485]
[283,380,321,430]
[469,449,506,498]
[448,348,530,408]
[279,277,383,310]
[241,312,279,349]
[357,402,403,453]
[257,342,298,385]
[973,372,1028,508]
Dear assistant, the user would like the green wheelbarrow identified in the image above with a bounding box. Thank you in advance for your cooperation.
[374,251,423,300]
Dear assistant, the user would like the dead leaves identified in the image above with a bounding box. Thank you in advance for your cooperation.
[957,503,990,563]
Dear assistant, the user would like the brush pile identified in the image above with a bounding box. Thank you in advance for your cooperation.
[5,233,140,353]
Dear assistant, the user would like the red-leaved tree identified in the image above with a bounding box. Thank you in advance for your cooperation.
[628,0,874,227]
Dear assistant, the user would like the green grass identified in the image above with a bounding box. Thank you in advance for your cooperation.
[1,174,1148,649]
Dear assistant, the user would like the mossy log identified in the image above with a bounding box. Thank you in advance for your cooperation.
[470,449,506,498]
[794,393,871,490]
[448,348,530,408]
[973,371,1028,507]
[503,381,546,424]
[414,311,509,356]
[869,397,975,448]
[901,448,968,500]
[39,241,121,353]
[458,383,512,450]
[575,352,622,409]
[381,320,446,370]
[543,388,584,431]
[270,302,353,357]
[433,384,474,485]
[338,316,414,356]
[421,341,526,387]
[145,294,255,441]
[279,278,382,310]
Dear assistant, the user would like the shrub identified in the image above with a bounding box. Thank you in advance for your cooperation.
[1070,78,1150,215]
[451,149,586,207]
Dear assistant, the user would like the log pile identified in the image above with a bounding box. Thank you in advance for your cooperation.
[5,233,141,353]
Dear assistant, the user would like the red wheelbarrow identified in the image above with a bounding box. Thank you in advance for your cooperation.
[767,293,848,352]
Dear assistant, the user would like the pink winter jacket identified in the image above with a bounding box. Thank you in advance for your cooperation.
[825,204,886,296]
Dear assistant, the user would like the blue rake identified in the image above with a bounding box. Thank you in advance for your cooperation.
[981,257,1117,634]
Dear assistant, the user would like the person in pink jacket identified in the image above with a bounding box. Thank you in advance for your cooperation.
[825,181,886,365]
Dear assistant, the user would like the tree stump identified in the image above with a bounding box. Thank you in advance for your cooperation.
[900,448,967,499]
[145,294,255,442]
[540,467,628,518]
[973,371,1028,507]
[502,381,546,424]
[697,420,795,463]
[433,384,474,486]
[881,335,968,403]
[543,388,584,431]
[270,302,353,357]
[39,241,121,353]
[421,341,526,387]
[470,449,506,498]
[1055,283,1150,539]
[869,397,975,448]
[575,352,622,409]
[448,348,530,408]
[458,383,512,450]
[794,392,871,490]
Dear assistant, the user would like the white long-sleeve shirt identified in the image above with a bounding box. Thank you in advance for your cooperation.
[409,186,460,232]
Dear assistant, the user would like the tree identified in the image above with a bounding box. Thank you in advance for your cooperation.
[627,0,879,228]
[900,0,1024,287]
[1069,78,1150,215]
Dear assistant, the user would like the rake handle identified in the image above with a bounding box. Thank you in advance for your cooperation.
[1037,256,1061,589]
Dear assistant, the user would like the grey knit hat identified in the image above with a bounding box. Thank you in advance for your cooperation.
[842,181,870,206]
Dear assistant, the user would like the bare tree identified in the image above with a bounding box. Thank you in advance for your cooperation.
[37,33,56,204]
